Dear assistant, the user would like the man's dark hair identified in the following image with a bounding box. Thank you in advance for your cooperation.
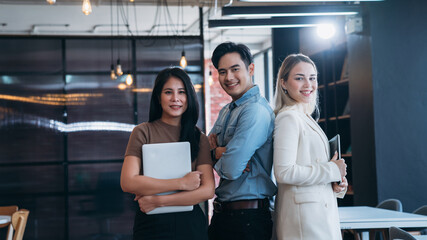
[211,42,254,69]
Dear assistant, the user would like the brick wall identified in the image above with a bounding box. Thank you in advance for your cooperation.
[204,59,231,133]
[203,59,231,222]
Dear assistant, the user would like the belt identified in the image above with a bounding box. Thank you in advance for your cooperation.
[213,198,269,213]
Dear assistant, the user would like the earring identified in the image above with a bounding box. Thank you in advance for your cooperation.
[283,87,288,94]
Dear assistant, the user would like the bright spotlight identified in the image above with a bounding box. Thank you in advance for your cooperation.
[317,24,336,39]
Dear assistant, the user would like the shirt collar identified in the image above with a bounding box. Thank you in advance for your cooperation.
[229,85,259,110]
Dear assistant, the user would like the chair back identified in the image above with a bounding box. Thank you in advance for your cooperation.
[376,199,403,212]
[413,205,427,216]
[0,205,18,228]
[389,226,416,240]
[11,209,29,240]
[0,205,18,240]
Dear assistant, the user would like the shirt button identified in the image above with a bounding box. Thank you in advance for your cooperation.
[316,159,320,163]
[325,203,328,208]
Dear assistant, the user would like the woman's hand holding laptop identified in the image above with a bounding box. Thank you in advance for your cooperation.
[179,171,203,191]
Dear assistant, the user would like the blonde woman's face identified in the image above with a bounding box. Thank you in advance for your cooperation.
[282,62,317,104]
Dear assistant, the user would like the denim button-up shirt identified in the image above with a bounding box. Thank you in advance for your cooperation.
[210,85,277,202]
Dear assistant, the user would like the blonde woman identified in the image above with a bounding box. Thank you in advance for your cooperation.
[273,54,347,240]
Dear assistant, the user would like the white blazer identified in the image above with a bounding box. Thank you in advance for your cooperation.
[273,105,345,240]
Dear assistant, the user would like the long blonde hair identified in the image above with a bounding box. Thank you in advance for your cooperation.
[273,53,319,117]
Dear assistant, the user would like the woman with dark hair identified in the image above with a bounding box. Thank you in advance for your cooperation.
[121,67,214,240]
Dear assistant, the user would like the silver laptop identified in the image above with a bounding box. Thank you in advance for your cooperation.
[142,141,193,214]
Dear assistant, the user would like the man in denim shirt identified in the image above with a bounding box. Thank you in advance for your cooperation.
[208,42,277,240]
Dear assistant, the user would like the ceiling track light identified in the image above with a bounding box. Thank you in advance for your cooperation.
[46,0,56,5]
[238,0,383,2]
[222,5,360,17]
[209,16,336,29]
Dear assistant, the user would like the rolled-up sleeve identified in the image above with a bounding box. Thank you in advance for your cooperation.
[214,105,271,180]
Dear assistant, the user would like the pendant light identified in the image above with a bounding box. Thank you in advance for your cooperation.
[82,0,92,15]
[180,50,188,68]
[125,7,133,88]
[178,0,187,69]
[46,0,56,5]
[110,0,116,80]
[115,1,123,76]
[110,64,117,80]
[116,59,123,76]
[118,83,127,90]
[208,71,214,86]
[125,74,133,86]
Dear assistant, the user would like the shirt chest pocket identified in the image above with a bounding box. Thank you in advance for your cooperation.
[223,126,236,143]
[214,125,223,134]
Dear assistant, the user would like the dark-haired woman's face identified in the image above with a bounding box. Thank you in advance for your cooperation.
[160,76,188,122]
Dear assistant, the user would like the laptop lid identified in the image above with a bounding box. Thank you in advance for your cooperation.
[142,141,193,214]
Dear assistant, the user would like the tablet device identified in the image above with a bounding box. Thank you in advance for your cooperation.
[329,134,342,184]
[142,141,193,214]
[329,134,341,160]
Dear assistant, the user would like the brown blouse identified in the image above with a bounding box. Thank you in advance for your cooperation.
[125,119,212,172]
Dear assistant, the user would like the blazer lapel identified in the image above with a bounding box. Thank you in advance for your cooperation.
[300,113,330,159]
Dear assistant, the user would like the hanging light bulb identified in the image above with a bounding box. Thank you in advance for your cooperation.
[82,0,92,15]
[118,83,127,90]
[46,0,56,5]
[180,50,187,68]
[125,74,133,86]
[208,71,214,86]
[116,59,123,76]
[129,0,134,2]
[110,64,117,80]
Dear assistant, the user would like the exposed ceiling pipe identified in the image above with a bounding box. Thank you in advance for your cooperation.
[224,0,233,7]
[31,24,69,34]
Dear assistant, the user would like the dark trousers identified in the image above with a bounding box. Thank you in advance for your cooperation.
[133,204,208,240]
[208,208,273,240]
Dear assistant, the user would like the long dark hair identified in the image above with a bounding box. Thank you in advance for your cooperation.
[149,67,201,162]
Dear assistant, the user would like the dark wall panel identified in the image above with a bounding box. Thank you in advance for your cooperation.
[347,31,377,206]
[0,38,62,73]
[272,27,300,88]
[368,0,427,211]
[0,75,65,163]
[66,39,131,73]
[68,163,134,240]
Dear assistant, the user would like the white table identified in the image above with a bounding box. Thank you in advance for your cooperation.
[339,206,427,240]
[0,215,11,224]
[415,236,427,240]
